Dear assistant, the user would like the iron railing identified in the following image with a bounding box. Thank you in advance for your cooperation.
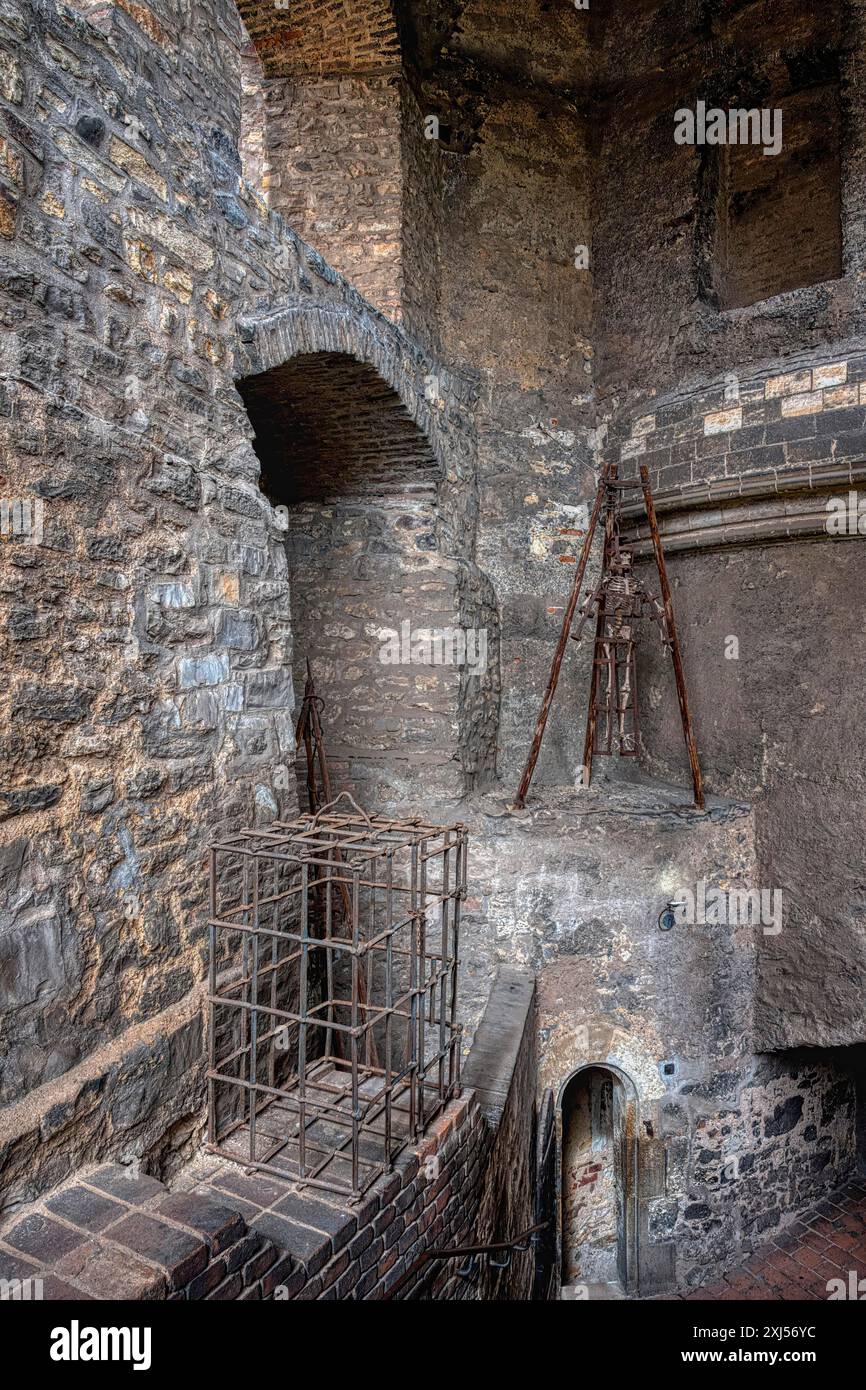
[384,1221,549,1300]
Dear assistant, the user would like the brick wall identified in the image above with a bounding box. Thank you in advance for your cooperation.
[236,0,400,81]
[612,349,866,505]
[0,1100,485,1300]
[596,344,866,1057]
[593,0,864,404]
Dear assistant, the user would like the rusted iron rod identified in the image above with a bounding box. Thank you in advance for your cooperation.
[383,1221,548,1301]
[295,663,379,1067]
[639,464,704,809]
[514,464,610,808]
[580,464,617,787]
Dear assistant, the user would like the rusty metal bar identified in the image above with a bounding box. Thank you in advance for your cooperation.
[515,461,704,807]
[514,463,610,808]
[639,464,705,810]
[383,1221,549,1301]
[581,467,617,786]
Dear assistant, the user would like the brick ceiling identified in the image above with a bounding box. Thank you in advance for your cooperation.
[238,353,440,503]
[236,0,402,78]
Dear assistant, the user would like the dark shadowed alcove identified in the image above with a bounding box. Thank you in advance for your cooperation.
[239,350,491,807]
[559,1063,638,1297]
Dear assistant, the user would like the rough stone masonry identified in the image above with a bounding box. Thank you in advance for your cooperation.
[0,0,865,1302]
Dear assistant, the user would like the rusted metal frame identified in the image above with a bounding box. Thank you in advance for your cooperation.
[408,842,419,1136]
[437,833,451,1107]
[416,838,429,1136]
[209,1063,407,1198]
[324,859,336,1060]
[449,829,466,1095]
[279,1063,441,1184]
[366,858,376,1072]
[582,469,617,783]
[639,464,705,809]
[217,1022,296,1075]
[296,860,309,1177]
[216,870,377,1068]
[295,659,322,814]
[209,1059,457,1202]
[210,1063,415,1153]
[625,641,640,756]
[210,960,423,1032]
[214,944,302,999]
[221,811,437,843]
[301,690,381,1066]
[215,863,448,925]
[207,1076,365,1140]
[514,462,611,808]
[209,989,382,1039]
[207,1138,388,1201]
[248,857,259,1164]
[208,811,464,1200]
[299,713,319,814]
[267,852,279,1092]
[350,865,361,1195]
[241,853,251,1128]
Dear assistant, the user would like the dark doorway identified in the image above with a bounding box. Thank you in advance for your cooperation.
[559,1064,638,1297]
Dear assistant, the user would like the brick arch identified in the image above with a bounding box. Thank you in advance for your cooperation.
[236,298,479,560]
[235,302,499,802]
[557,1060,640,1109]
[236,0,401,79]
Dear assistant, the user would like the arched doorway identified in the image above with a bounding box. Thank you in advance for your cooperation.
[558,1063,639,1298]
[238,348,496,808]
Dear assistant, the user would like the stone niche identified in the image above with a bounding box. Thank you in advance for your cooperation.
[561,1066,631,1291]
[238,347,499,806]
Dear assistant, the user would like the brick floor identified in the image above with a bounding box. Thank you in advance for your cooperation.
[661,1180,866,1300]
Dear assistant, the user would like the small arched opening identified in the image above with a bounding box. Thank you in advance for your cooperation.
[558,1063,639,1298]
[238,347,494,808]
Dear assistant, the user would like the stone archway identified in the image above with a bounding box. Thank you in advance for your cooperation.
[236,300,481,563]
[235,312,497,807]
[557,1062,639,1298]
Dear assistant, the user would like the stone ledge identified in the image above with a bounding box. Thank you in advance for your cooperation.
[0,1164,277,1302]
[463,966,536,1122]
[620,458,866,555]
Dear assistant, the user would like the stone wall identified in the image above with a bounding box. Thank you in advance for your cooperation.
[461,965,537,1302]
[0,0,485,1204]
[582,0,866,1062]
[3,0,866,1301]
[440,780,857,1292]
[561,1069,619,1286]
[237,342,497,804]
[592,0,862,407]
[369,0,602,790]
[235,1,405,320]
[257,74,404,320]
[609,345,866,1055]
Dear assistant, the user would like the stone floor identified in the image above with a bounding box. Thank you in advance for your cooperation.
[563,1280,626,1300]
[659,1179,866,1301]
